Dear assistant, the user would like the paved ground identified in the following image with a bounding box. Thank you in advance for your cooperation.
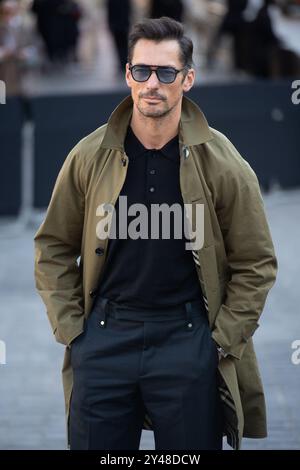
[0,187,299,450]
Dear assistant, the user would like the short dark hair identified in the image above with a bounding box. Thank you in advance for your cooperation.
[127,16,194,69]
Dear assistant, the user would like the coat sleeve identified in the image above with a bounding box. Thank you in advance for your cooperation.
[210,135,278,360]
[33,144,85,347]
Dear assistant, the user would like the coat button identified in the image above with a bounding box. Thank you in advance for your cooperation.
[95,247,104,256]
[89,289,97,298]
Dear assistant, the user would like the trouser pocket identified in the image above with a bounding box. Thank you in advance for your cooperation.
[70,309,97,368]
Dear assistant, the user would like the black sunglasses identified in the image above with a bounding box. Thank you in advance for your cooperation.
[129,63,188,84]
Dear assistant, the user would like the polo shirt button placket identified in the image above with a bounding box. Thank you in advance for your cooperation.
[148,149,157,196]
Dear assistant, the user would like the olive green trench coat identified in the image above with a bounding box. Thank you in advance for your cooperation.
[34,94,278,450]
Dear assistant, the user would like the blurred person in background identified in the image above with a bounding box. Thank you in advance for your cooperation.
[31,0,82,67]
[61,0,82,63]
[149,0,184,22]
[206,0,299,78]
[244,0,282,77]
[0,0,39,95]
[183,0,226,76]
[239,0,299,78]
[206,0,248,71]
[106,0,131,74]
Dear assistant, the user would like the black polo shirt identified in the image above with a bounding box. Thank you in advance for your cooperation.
[96,125,204,310]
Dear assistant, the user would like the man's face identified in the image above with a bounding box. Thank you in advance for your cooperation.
[125,39,195,119]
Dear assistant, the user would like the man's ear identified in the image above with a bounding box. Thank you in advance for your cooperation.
[125,63,132,88]
[182,68,195,93]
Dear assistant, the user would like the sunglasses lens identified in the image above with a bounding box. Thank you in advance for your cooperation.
[157,68,176,83]
[131,66,178,83]
[131,66,150,82]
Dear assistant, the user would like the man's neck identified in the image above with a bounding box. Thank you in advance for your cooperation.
[129,106,180,149]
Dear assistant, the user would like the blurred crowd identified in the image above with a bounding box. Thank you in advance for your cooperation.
[0,0,300,96]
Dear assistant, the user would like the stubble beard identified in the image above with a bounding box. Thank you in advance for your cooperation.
[137,95,182,120]
[137,99,170,119]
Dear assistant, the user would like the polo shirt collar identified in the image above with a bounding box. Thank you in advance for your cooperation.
[125,125,179,162]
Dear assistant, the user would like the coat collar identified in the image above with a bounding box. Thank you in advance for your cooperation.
[100,94,213,151]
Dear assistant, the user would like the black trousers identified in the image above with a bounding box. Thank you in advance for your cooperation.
[69,296,224,450]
